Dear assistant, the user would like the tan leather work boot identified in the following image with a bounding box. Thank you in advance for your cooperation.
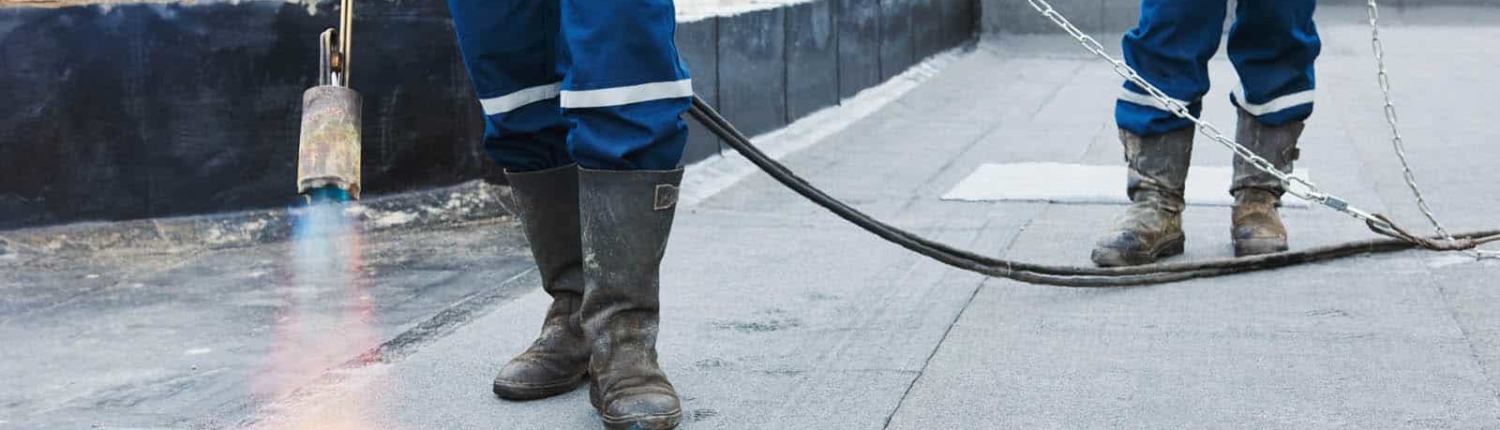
[1230,108,1303,256]
[1232,189,1289,256]
[1092,128,1195,267]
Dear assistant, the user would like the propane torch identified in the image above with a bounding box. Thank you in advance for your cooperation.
[297,0,361,204]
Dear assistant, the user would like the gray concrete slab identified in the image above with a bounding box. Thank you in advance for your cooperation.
[718,7,790,137]
[912,0,946,60]
[880,0,917,79]
[838,0,885,99]
[786,0,841,120]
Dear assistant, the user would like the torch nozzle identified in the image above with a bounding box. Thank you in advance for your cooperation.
[297,86,362,200]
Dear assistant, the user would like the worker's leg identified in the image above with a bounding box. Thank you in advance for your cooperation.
[1228,0,1320,127]
[559,0,691,171]
[1115,0,1229,136]
[448,0,590,401]
[559,0,689,429]
[1095,0,1227,267]
[1225,0,1320,256]
[448,0,571,173]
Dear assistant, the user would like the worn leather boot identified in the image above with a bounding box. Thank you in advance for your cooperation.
[578,167,684,430]
[1092,128,1195,267]
[1231,108,1302,256]
[492,164,591,400]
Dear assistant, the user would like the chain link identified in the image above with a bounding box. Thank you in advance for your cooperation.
[1363,0,1495,259]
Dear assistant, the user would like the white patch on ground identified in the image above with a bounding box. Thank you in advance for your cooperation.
[341,205,369,217]
[941,162,1314,208]
[349,182,502,229]
[242,218,269,233]
[679,48,964,208]
[202,218,271,246]
[185,348,213,356]
[363,209,418,229]
[85,274,100,279]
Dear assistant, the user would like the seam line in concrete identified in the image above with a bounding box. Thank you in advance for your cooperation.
[1419,264,1500,415]
[879,215,1033,430]
[896,102,1012,213]
[878,276,985,430]
[1075,115,1112,164]
[1028,61,1083,120]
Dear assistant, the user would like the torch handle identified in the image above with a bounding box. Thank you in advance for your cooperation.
[338,0,352,86]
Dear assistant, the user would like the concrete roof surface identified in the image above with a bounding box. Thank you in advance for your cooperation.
[3,6,1500,429]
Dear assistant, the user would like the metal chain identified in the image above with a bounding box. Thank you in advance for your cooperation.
[1022,0,1389,228]
[1364,0,1495,259]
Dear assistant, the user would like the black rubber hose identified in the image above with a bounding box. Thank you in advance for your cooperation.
[687,95,1499,287]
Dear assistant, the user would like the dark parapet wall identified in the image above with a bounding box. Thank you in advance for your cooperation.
[0,0,492,230]
[0,0,978,230]
[785,1,840,121]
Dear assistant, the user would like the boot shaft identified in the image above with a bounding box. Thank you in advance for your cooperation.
[1120,128,1194,213]
[576,167,683,352]
[505,164,585,296]
[1231,108,1303,196]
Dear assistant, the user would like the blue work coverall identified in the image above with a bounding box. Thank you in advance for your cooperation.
[1117,0,1322,136]
[446,0,692,172]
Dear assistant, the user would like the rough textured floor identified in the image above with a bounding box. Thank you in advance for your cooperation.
[4,6,1499,430]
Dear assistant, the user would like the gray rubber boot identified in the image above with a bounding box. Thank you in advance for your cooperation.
[492,164,591,400]
[1092,128,1195,267]
[578,167,684,430]
[1231,108,1303,256]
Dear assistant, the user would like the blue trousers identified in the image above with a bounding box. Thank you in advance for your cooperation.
[1117,0,1321,136]
[447,0,692,172]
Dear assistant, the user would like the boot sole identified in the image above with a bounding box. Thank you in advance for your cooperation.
[1091,236,1186,267]
[591,385,683,430]
[601,410,682,430]
[1234,238,1289,257]
[492,373,587,401]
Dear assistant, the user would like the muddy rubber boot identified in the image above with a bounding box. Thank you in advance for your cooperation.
[578,167,684,430]
[492,164,591,400]
[1092,128,1195,267]
[1230,108,1302,256]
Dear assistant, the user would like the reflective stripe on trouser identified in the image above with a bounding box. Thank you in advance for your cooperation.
[447,0,691,172]
[1116,0,1321,136]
